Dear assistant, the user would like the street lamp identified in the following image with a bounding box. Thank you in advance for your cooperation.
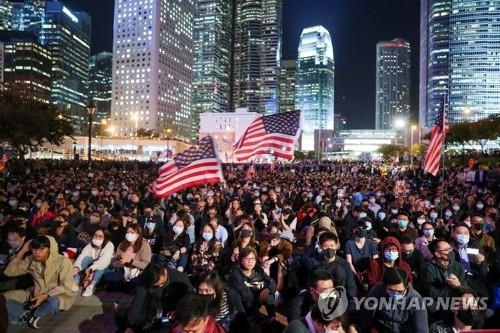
[410,124,417,166]
[394,118,407,146]
[166,128,172,160]
[86,101,96,166]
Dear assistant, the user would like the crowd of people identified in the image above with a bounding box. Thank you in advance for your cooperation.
[0,159,499,333]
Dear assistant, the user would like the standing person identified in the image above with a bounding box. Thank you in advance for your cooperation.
[415,222,437,261]
[2,236,76,329]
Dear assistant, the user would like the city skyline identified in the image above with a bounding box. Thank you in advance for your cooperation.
[61,0,420,130]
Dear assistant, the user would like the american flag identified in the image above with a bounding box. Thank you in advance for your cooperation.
[152,136,224,198]
[234,110,301,161]
[423,97,449,176]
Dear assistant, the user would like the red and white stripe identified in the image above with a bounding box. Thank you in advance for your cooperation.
[234,117,295,161]
[152,158,223,198]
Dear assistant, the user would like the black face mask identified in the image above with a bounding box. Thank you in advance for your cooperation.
[324,248,336,259]
[355,229,367,238]
[457,309,480,326]
[241,229,252,238]
[472,223,483,230]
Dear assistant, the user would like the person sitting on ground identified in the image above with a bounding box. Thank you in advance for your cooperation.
[362,267,428,333]
[2,235,76,329]
[168,293,225,333]
[72,228,114,297]
[190,224,223,279]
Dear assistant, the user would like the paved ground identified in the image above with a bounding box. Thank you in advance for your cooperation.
[7,291,133,333]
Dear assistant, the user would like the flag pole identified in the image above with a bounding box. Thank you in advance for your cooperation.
[439,95,447,219]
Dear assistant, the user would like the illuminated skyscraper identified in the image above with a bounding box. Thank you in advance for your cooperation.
[420,0,500,126]
[89,52,112,123]
[0,30,51,103]
[112,0,194,140]
[375,38,411,130]
[232,0,282,114]
[11,0,45,33]
[192,0,233,125]
[41,1,91,132]
[295,25,334,151]
[0,1,12,30]
[278,59,295,113]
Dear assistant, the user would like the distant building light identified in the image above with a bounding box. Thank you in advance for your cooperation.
[62,6,79,23]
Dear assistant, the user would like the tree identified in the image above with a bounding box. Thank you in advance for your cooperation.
[377,144,408,160]
[0,88,73,159]
[293,150,306,161]
[409,144,426,157]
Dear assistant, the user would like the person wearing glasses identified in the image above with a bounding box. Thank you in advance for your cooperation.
[363,268,428,333]
[228,247,277,320]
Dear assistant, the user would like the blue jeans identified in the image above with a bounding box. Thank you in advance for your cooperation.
[6,296,59,322]
[74,256,105,285]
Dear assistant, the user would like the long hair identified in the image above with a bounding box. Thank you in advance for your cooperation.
[167,219,188,241]
[235,218,256,246]
[119,223,143,253]
[197,271,225,315]
[92,228,111,250]
[196,223,218,250]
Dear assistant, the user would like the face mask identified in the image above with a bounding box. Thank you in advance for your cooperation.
[254,191,260,197]
[207,191,214,197]
[92,239,104,247]
[8,200,16,206]
[90,216,100,224]
[359,212,367,219]
[335,202,342,208]
[430,212,438,220]
[72,192,79,197]
[365,222,372,230]
[384,251,399,261]
[423,229,434,238]
[444,211,453,219]
[355,229,367,238]
[36,202,42,208]
[397,220,408,229]
[145,222,156,232]
[380,198,386,204]
[457,309,480,326]
[391,209,398,215]
[369,198,376,204]
[186,194,193,201]
[262,187,268,192]
[387,290,405,301]
[202,232,213,241]
[417,218,426,225]
[323,248,336,259]
[434,199,441,204]
[456,234,469,246]
[241,229,252,238]
[173,226,184,235]
[452,205,460,211]
[275,187,281,193]
[307,193,314,199]
[125,232,138,243]
[476,203,484,210]
[472,223,483,230]
[378,212,386,220]
[91,190,98,196]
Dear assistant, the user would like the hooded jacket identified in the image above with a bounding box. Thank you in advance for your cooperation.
[3,235,76,310]
[365,236,413,287]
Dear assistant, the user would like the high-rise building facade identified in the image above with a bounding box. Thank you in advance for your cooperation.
[295,25,334,151]
[420,0,500,127]
[419,0,451,128]
[89,52,112,123]
[41,1,91,132]
[0,31,52,103]
[112,0,194,140]
[0,1,12,30]
[278,59,295,113]
[448,0,500,122]
[375,38,411,130]
[11,0,45,33]
[232,0,282,114]
[192,0,233,125]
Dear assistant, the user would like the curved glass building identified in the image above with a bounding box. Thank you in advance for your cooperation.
[295,25,334,151]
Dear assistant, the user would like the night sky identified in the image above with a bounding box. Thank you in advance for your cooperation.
[65,0,420,129]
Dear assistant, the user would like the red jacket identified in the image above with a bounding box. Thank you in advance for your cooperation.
[365,236,413,287]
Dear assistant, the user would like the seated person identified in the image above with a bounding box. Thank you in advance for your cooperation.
[0,226,32,292]
[190,224,223,279]
[362,268,428,333]
[345,220,378,281]
[159,219,190,272]
[228,247,277,319]
[2,236,75,329]
[116,263,193,333]
[168,294,225,333]
[72,228,114,296]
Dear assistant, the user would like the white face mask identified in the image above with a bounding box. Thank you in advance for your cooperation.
[92,238,104,247]
[125,232,138,243]
[173,226,184,235]
[145,222,156,231]
[335,202,342,208]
